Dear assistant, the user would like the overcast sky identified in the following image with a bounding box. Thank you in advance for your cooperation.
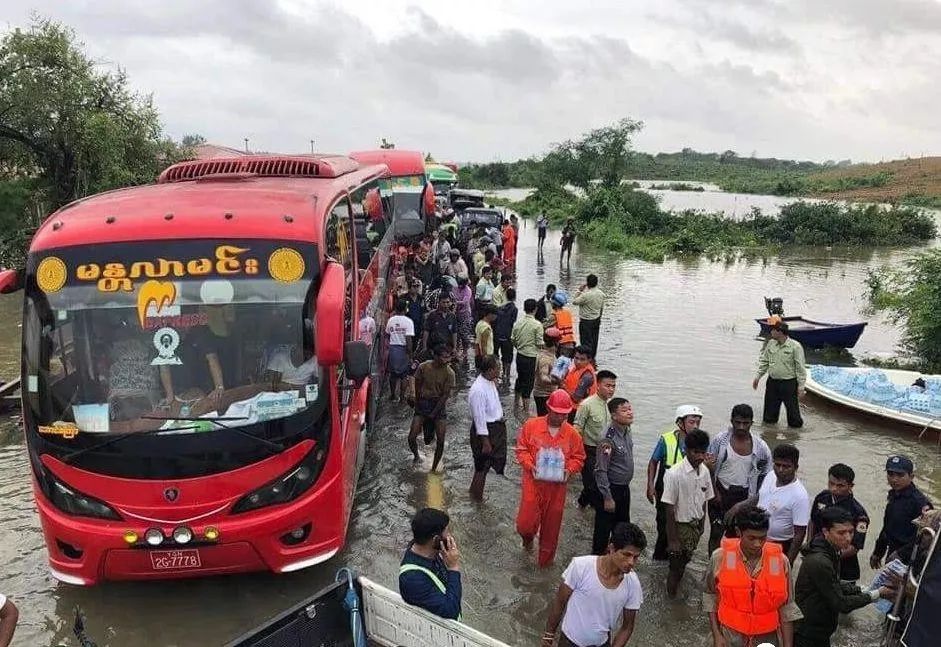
[3,0,940,163]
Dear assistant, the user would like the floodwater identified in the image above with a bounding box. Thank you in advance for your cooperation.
[1,188,940,647]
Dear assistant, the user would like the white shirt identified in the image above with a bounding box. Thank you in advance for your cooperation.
[661,458,715,523]
[265,346,318,386]
[385,315,414,347]
[468,374,503,435]
[560,556,643,647]
[358,315,376,346]
[758,476,810,541]
[716,442,753,489]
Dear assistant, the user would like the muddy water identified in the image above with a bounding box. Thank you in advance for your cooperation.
[1,200,940,646]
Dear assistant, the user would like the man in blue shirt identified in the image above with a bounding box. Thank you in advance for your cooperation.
[870,455,933,568]
[399,507,462,620]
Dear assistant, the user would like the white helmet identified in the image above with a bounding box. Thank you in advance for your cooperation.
[675,404,703,421]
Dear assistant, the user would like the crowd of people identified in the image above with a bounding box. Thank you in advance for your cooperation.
[387,210,934,647]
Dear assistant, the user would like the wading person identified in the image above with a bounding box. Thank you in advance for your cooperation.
[807,463,869,585]
[453,276,474,361]
[560,217,577,264]
[399,507,462,620]
[516,390,587,568]
[385,298,414,402]
[533,328,563,415]
[494,287,518,385]
[492,273,513,308]
[704,505,802,647]
[548,290,576,350]
[563,346,597,424]
[661,428,714,598]
[706,404,772,554]
[511,298,544,418]
[870,455,933,569]
[535,283,557,323]
[408,345,456,471]
[468,356,507,501]
[572,274,605,359]
[537,212,549,250]
[593,397,635,555]
[543,522,646,647]
[646,405,699,560]
[752,320,807,427]
[573,369,616,510]
[474,305,497,370]
[474,266,495,319]
[422,293,458,355]
[795,508,896,647]
[729,444,809,564]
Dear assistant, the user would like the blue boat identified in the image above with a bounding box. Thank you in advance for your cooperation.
[755,316,867,349]
[756,296,867,349]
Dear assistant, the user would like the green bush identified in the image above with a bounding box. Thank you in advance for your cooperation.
[867,250,941,372]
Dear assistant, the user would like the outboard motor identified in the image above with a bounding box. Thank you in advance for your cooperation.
[765,297,784,316]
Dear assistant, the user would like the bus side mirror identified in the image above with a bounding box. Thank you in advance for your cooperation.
[0,269,22,294]
[344,340,370,387]
[315,262,345,366]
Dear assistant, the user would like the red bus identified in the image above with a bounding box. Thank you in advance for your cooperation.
[349,150,435,237]
[0,154,402,584]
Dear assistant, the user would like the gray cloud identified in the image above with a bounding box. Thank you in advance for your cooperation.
[1,0,939,162]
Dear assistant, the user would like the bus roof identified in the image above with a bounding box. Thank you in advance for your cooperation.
[348,150,426,178]
[30,155,387,252]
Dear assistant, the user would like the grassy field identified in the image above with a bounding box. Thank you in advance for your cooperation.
[805,157,941,208]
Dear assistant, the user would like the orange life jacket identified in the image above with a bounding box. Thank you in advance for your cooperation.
[563,362,596,403]
[716,537,789,637]
[554,308,576,345]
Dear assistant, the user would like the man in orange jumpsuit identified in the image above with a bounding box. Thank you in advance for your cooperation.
[502,219,517,267]
[516,389,587,567]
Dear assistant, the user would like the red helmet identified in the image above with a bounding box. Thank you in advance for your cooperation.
[547,389,573,414]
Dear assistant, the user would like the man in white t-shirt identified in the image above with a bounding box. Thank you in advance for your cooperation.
[543,522,646,647]
[730,443,810,565]
[0,593,18,647]
[385,298,415,402]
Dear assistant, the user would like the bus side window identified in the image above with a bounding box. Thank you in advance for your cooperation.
[325,197,354,272]
[350,180,387,268]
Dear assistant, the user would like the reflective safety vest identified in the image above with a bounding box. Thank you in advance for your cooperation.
[661,431,685,468]
[554,308,576,345]
[563,363,596,404]
[716,538,789,637]
[398,563,462,620]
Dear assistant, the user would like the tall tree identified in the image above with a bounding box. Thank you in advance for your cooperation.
[0,18,188,210]
[541,118,644,190]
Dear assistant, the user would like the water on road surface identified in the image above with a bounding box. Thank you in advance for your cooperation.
[0,190,939,646]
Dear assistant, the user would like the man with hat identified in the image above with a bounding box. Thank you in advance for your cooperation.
[752,319,807,428]
[870,454,933,569]
[516,390,587,567]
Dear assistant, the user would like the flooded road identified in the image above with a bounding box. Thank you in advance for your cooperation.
[1,192,940,646]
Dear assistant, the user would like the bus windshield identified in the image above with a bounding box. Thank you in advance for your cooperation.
[23,240,322,437]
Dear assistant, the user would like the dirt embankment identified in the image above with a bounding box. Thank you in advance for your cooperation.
[807,156,941,203]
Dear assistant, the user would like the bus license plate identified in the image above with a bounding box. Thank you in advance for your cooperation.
[150,549,201,570]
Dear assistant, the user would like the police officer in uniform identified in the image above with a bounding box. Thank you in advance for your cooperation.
[870,455,933,569]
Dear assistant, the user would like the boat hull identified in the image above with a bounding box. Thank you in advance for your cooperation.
[756,316,867,349]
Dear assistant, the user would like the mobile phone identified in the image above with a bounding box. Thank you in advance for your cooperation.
[434,535,443,550]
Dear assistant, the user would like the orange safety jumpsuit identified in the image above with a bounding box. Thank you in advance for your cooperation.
[563,362,597,406]
[553,307,576,346]
[515,416,586,567]
[716,537,789,638]
[502,225,517,266]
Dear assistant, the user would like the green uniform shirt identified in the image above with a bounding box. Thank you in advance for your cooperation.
[572,287,606,321]
[475,319,494,355]
[572,393,610,447]
[492,284,508,307]
[510,314,543,358]
[756,337,807,387]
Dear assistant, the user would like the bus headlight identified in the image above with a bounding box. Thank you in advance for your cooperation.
[172,526,193,545]
[48,477,121,521]
[230,446,325,514]
[144,528,165,546]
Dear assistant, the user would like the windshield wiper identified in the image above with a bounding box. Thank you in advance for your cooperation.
[62,424,199,463]
[140,415,284,452]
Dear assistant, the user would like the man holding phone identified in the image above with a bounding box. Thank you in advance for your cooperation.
[399,507,463,620]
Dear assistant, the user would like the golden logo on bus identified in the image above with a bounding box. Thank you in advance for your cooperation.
[77,245,259,292]
[137,280,177,327]
[268,248,305,283]
[36,257,67,293]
